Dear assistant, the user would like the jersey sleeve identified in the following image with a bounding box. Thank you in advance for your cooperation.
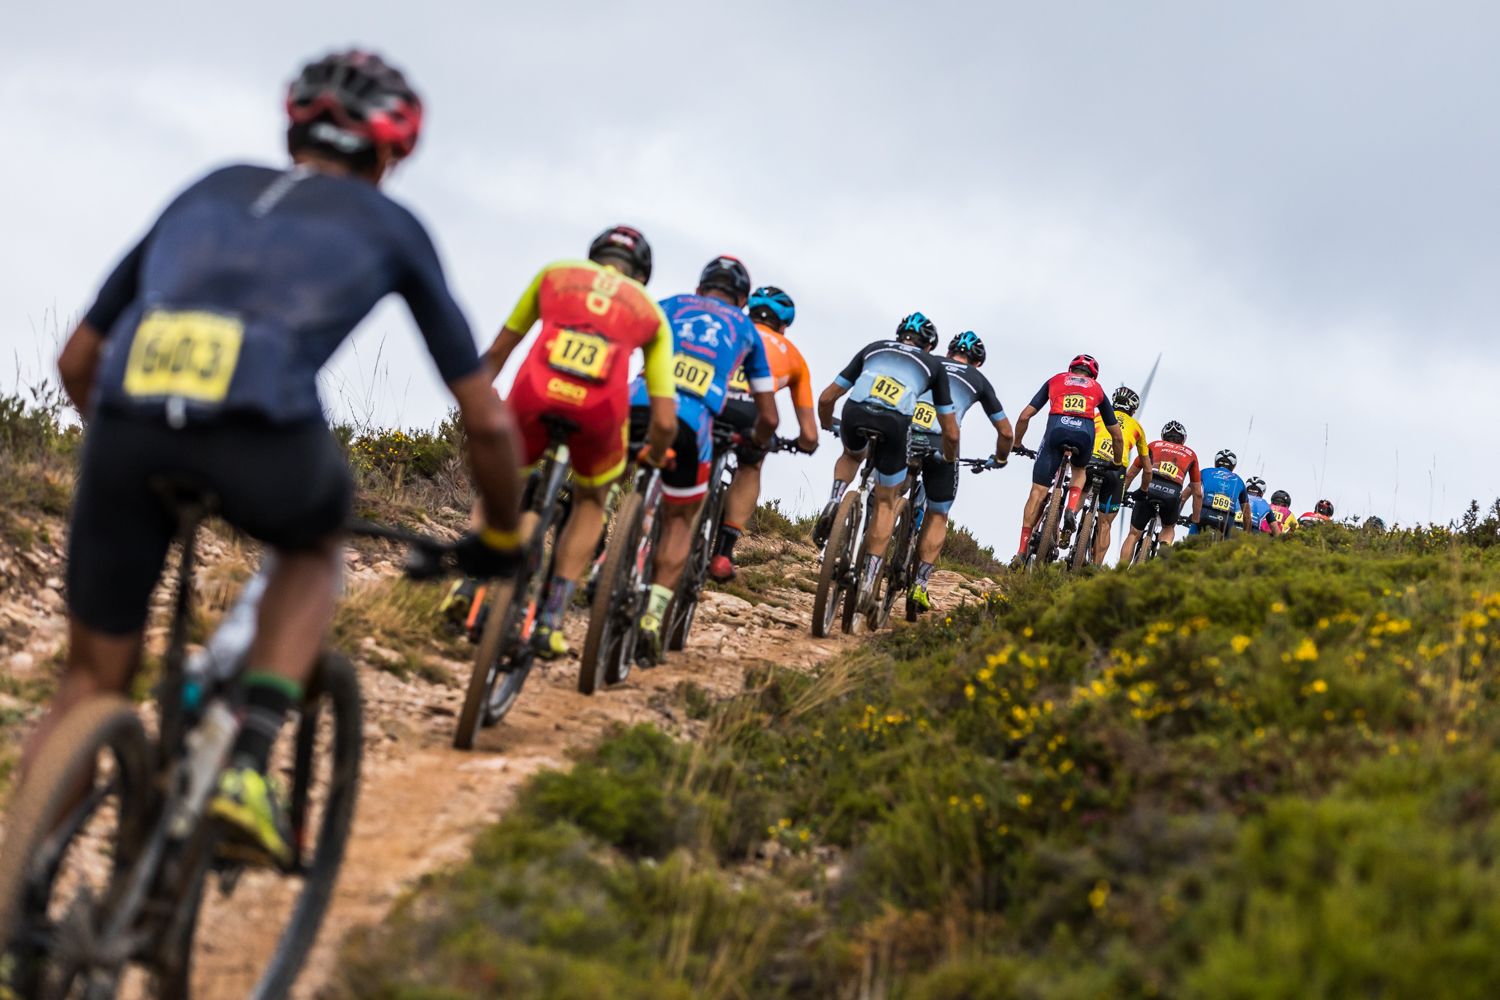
[742,324,774,393]
[1097,394,1118,426]
[833,344,870,389]
[785,340,815,409]
[928,357,954,413]
[501,266,548,334]
[1188,453,1203,484]
[977,374,1006,422]
[641,301,676,399]
[84,231,153,335]
[1027,381,1050,411]
[394,212,481,383]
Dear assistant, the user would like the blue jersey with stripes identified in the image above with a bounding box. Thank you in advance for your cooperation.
[84,163,480,425]
[653,293,771,416]
[911,356,1003,438]
[1202,467,1248,506]
[1238,495,1273,531]
[834,339,953,419]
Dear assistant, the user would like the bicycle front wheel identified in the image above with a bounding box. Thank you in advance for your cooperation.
[812,492,859,638]
[870,497,911,632]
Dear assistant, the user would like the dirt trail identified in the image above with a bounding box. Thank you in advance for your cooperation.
[0,523,990,998]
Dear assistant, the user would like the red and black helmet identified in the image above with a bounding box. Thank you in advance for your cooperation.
[286,50,423,162]
[1315,499,1334,517]
[589,225,653,283]
[1069,354,1100,379]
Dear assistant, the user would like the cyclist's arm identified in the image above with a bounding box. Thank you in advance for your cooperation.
[63,230,156,414]
[1013,382,1051,446]
[752,388,779,446]
[992,414,1014,463]
[786,344,819,452]
[928,362,959,461]
[480,267,546,382]
[1188,460,1204,523]
[1123,455,1143,492]
[642,311,678,463]
[1098,396,1125,461]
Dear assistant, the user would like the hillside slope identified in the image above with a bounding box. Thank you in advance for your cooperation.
[336,525,1500,999]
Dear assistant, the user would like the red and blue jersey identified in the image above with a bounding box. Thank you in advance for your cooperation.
[653,293,771,417]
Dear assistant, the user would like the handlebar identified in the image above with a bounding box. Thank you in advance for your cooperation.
[345,519,461,581]
[1012,446,1038,460]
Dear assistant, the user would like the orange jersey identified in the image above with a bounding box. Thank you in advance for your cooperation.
[506,259,674,401]
[1146,439,1201,486]
[727,323,814,408]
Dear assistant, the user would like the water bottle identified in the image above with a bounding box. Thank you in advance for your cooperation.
[183,556,277,712]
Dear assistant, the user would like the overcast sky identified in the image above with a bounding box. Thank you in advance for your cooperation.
[5,1,1497,551]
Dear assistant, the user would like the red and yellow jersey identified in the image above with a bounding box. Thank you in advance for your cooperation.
[727,323,814,407]
[1093,410,1148,467]
[506,259,674,399]
[1147,439,1201,486]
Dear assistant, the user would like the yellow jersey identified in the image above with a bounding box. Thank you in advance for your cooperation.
[1092,410,1148,468]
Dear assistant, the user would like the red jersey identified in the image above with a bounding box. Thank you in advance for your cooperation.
[1032,372,1108,419]
[1147,440,1201,486]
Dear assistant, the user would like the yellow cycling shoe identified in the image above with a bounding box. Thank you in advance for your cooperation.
[210,764,293,868]
[535,625,570,661]
[909,583,932,611]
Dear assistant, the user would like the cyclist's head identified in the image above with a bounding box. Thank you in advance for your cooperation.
[948,331,985,366]
[1363,515,1387,531]
[1246,476,1267,497]
[1161,420,1187,444]
[1215,449,1237,470]
[1316,499,1335,517]
[748,286,795,330]
[286,50,422,182]
[896,313,939,351]
[588,225,652,283]
[697,256,752,306]
[1069,354,1100,379]
[1271,489,1292,507]
[1111,385,1140,414]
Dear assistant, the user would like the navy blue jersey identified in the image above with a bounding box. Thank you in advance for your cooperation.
[834,339,953,418]
[85,164,480,424]
[912,356,1003,436]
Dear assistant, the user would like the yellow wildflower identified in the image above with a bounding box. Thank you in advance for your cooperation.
[1231,635,1252,654]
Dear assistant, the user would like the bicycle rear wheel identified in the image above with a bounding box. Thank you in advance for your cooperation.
[667,480,722,652]
[1069,501,1096,571]
[1035,483,1065,566]
[812,491,859,638]
[0,696,150,998]
[580,492,645,694]
[454,567,520,750]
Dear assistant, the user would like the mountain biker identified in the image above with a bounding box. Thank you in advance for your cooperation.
[1012,354,1123,557]
[1236,476,1273,533]
[629,256,777,658]
[709,286,818,582]
[46,51,523,865]
[907,331,1012,611]
[1193,449,1253,539]
[816,313,958,605]
[468,225,678,659]
[1299,499,1336,526]
[1120,420,1201,562]
[1089,385,1150,565]
[1262,489,1298,535]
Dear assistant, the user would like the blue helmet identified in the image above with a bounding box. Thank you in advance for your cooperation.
[897,312,938,351]
[948,331,985,366]
[748,286,795,328]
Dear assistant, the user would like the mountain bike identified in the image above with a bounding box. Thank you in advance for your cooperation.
[452,415,574,749]
[664,427,801,652]
[1014,443,1087,570]
[578,454,666,694]
[1124,491,1195,564]
[812,425,882,638]
[0,486,470,999]
[1063,460,1117,572]
[896,440,1000,622]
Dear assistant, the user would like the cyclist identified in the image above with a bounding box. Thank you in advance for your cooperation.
[1089,385,1150,565]
[907,331,1011,611]
[1193,450,1253,538]
[1012,354,1123,557]
[1262,489,1298,535]
[468,225,678,659]
[708,286,818,582]
[46,51,523,865]
[1237,476,1273,533]
[1299,499,1336,526]
[816,313,958,605]
[1120,420,1201,562]
[629,256,778,658]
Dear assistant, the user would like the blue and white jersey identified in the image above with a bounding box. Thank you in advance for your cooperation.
[1237,494,1273,531]
[911,356,1004,438]
[834,339,953,419]
[654,293,770,416]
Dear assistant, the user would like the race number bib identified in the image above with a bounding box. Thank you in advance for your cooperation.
[1061,393,1089,414]
[1212,493,1233,512]
[870,375,907,407]
[673,354,715,397]
[1157,460,1181,481]
[547,330,612,382]
[727,367,750,393]
[1096,436,1116,461]
[123,309,243,404]
[911,402,937,430]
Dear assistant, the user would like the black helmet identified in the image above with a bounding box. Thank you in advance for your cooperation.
[588,225,653,283]
[1271,489,1291,507]
[1363,515,1387,531]
[286,50,423,162]
[1111,386,1140,414]
[1315,499,1335,517]
[1215,449,1237,470]
[698,256,752,303]
[1161,420,1186,444]
[948,331,985,365]
[748,286,795,328]
[897,312,939,351]
[1246,476,1267,496]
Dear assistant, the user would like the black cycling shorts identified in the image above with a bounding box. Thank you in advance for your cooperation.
[1095,463,1126,514]
[1130,479,1185,532]
[912,433,959,514]
[839,400,910,486]
[68,413,353,635]
[1032,418,1095,487]
[717,396,766,466]
[629,406,710,503]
